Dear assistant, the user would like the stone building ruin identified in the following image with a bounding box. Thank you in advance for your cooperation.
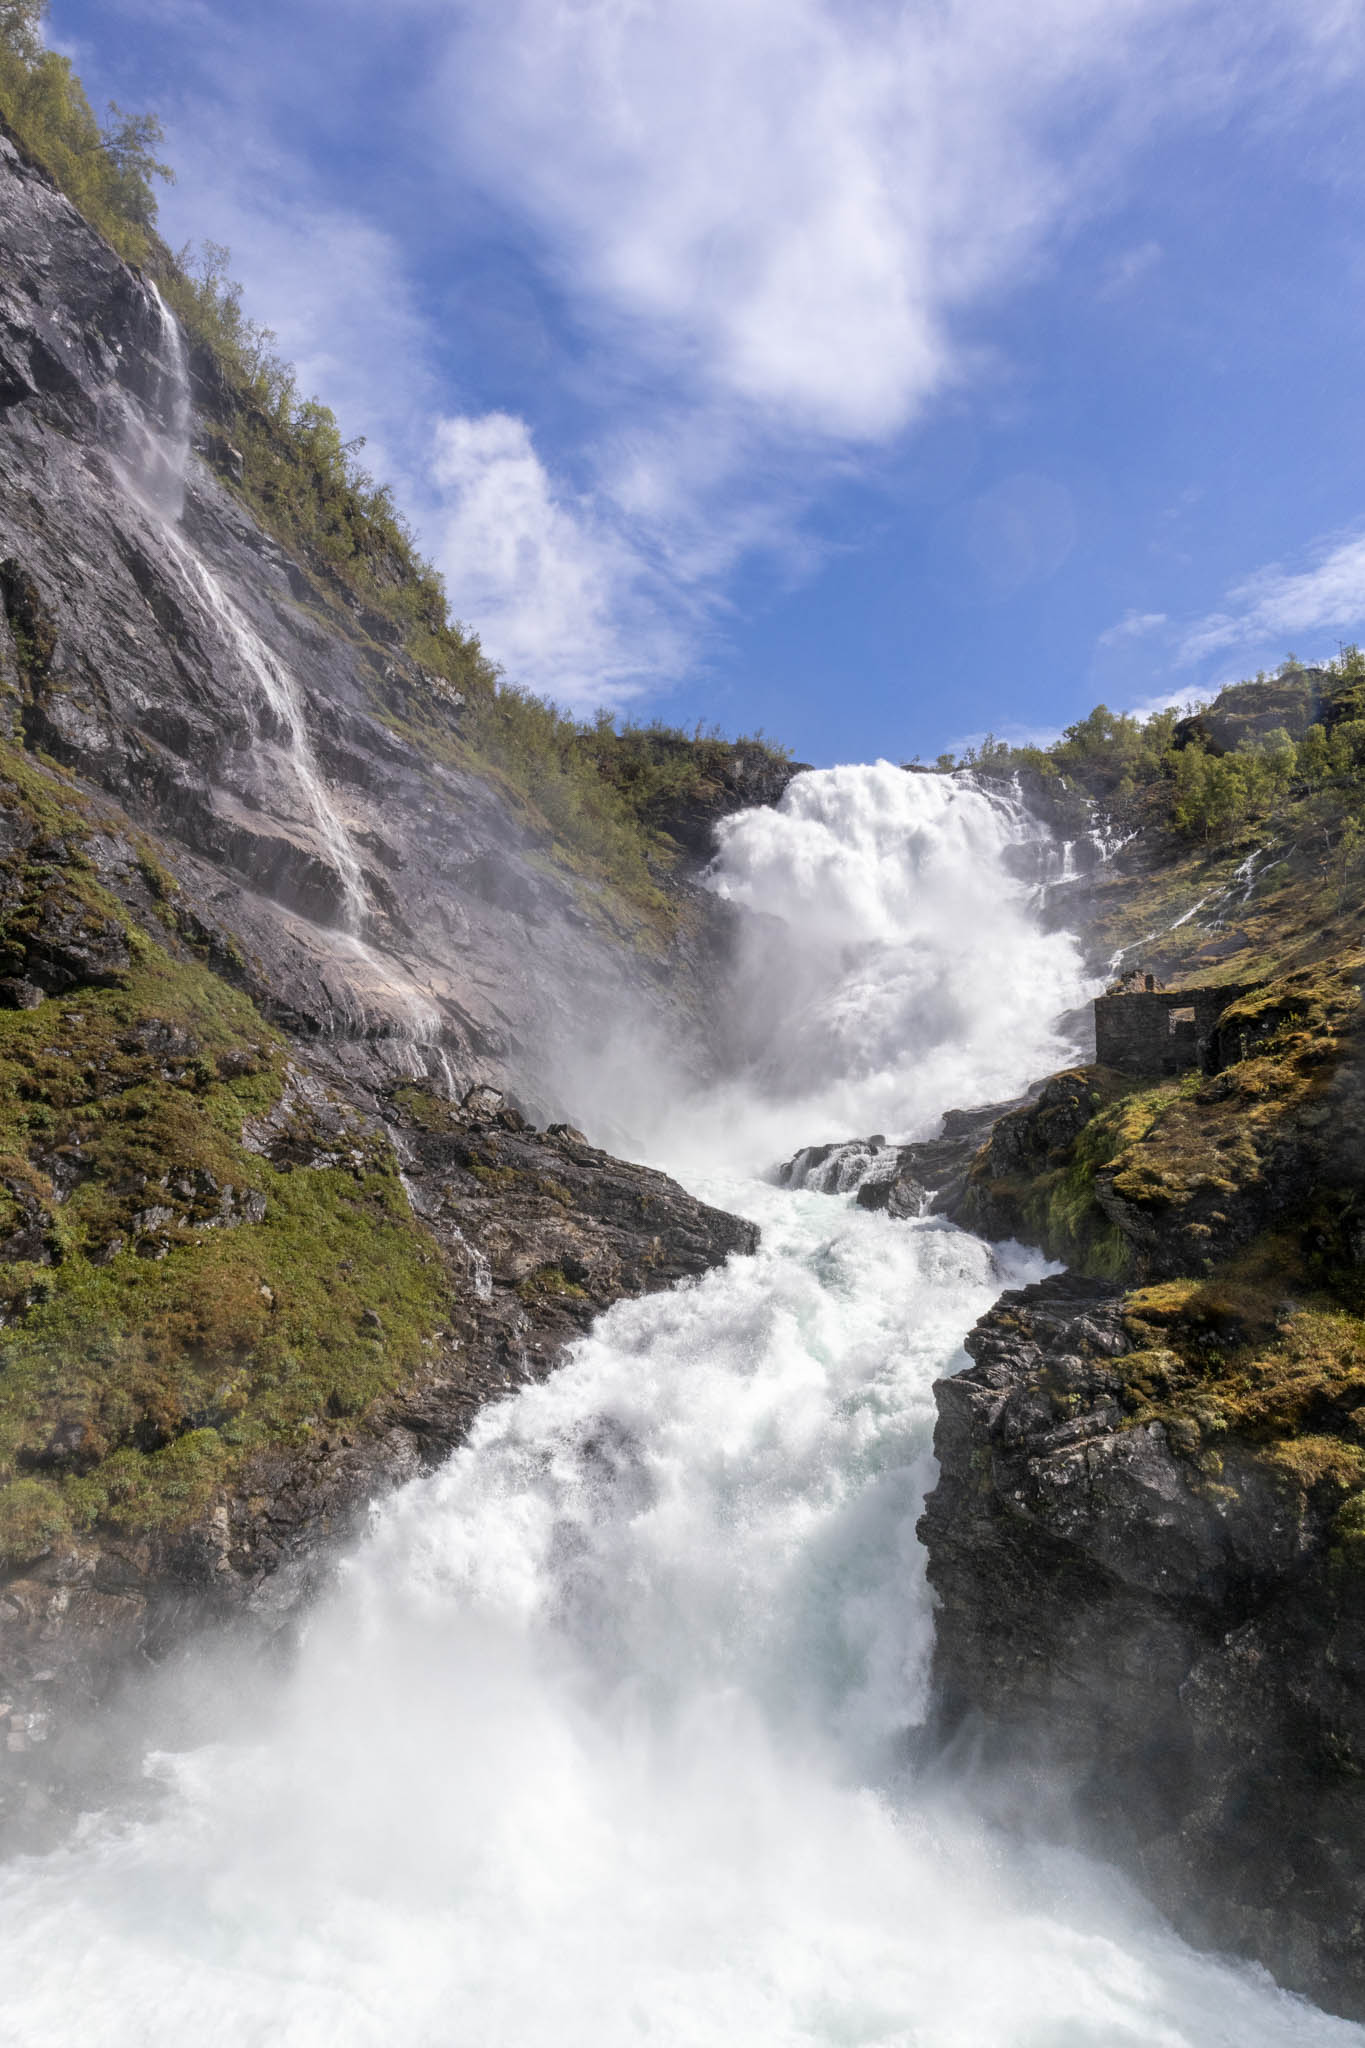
[1093,971,1251,1078]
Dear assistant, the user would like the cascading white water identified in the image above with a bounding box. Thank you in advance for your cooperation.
[113,294,370,938]
[107,282,192,526]
[638,762,1094,1174]
[171,541,371,935]
[4,778,1356,2033]
[109,295,453,1063]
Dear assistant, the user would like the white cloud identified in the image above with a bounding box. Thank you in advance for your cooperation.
[1178,529,1365,663]
[948,721,1068,755]
[124,0,1365,702]
[1098,609,1169,647]
[427,413,683,707]
[436,0,1365,443]
[1124,685,1205,718]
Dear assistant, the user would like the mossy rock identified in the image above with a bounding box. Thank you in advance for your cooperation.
[0,742,451,1563]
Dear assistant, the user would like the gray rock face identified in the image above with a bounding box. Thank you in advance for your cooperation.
[0,123,772,1828]
[919,1272,1365,2021]
[0,123,726,1113]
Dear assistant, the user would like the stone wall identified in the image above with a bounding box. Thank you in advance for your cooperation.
[1094,983,1249,1077]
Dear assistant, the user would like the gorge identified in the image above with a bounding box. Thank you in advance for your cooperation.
[0,82,1364,2048]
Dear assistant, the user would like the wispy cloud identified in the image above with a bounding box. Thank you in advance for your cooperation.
[1098,609,1169,647]
[1097,239,1164,299]
[1178,528,1365,663]
[133,0,1365,703]
[434,0,1365,442]
[427,413,686,705]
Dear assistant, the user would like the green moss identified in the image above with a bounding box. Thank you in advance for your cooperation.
[0,1473,72,1561]
[1262,1433,1365,1494]
[1331,1491,1365,1569]
[0,746,451,1564]
[468,1161,519,1192]
[517,1264,587,1303]
[389,1082,462,1135]
[1113,1244,1365,1491]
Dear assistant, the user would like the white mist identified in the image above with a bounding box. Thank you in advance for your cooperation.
[0,772,1355,2045]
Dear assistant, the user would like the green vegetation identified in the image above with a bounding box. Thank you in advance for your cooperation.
[0,741,448,1565]
[940,652,1365,875]
[964,947,1365,1524]
[459,704,788,919]
[0,0,171,266]
[1120,1260,1365,1504]
[971,959,1361,1278]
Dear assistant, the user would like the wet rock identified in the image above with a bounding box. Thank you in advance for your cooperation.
[919,1272,1365,2024]
[130,1204,175,1235]
[778,1137,888,1193]
[854,1172,924,1219]
[460,1083,505,1121]
[778,1096,1021,1217]
[198,432,244,484]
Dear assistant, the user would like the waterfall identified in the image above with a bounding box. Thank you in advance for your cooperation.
[104,281,192,524]
[0,764,1352,2045]
[110,292,452,1067]
[169,539,371,934]
[113,290,370,939]
[637,762,1095,1173]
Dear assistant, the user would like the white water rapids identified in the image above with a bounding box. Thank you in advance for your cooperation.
[0,767,1357,2042]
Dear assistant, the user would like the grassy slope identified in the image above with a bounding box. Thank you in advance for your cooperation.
[0,742,448,1564]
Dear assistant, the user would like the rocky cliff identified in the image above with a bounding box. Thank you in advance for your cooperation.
[0,123,769,1834]
[913,698,1365,2018]
[920,1271,1365,2019]
[0,121,750,1099]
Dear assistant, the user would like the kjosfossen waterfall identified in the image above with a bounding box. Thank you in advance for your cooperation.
[0,765,1355,2044]
[3,36,1365,2047]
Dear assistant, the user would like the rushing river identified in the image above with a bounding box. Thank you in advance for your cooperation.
[0,767,1357,2045]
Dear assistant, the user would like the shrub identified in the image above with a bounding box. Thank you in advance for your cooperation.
[0,3,171,264]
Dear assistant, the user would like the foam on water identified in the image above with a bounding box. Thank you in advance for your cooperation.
[647,762,1095,1172]
[0,1185,1353,2044]
[2,575,1356,2033]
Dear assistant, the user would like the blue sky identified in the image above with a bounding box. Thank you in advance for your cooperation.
[47,0,1365,766]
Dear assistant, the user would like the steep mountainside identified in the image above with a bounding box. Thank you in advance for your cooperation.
[0,124,772,1833]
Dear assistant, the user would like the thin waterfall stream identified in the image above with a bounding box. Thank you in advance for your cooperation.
[107,292,447,1057]
[115,294,369,936]
[0,759,1355,2045]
